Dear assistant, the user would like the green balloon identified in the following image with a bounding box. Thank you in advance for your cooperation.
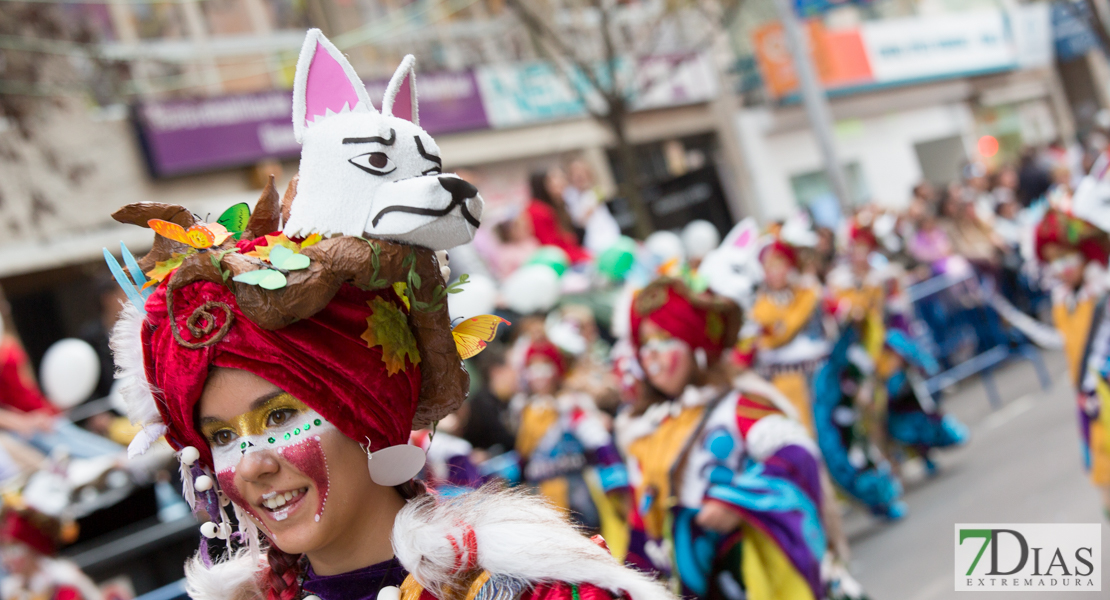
[526,246,570,277]
[597,237,637,280]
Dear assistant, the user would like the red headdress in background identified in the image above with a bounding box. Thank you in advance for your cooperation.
[525,339,568,378]
[629,278,741,366]
[1034,209,1110,266]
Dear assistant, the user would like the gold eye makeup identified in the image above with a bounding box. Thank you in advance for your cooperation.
[201,393,311,446]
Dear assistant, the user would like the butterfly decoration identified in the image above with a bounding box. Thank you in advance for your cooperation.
[452,315,510,359]
[102,242,155,314]
[217,203,251,240]
[148,219,231,250]
[232,245,311,290]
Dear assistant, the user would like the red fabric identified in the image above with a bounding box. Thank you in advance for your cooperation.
[142,281,420,470]
[0,339,55,414]
[525,340,567,378]
[526,201,590,264]
[629,283,729,364]
[1035,210,1109,266]
[849,223,878,250]
[521,582,619,600]
[1,512,55,555]
[53,587,82,600]
[758,239,798,268]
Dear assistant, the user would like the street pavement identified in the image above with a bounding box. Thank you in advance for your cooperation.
[846,350,1110,599]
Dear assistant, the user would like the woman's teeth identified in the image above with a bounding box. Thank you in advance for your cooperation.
[262,488,307,510]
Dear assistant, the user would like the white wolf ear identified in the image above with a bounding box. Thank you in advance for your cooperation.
[381,55,418,126]
[292,29,374,143]
[721,217,759,252]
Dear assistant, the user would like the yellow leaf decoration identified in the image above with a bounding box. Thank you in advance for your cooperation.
[246,234,300,261]
[392,281,411,310]
[143,252,189,289]
[361,297,420,376]
[300,233,323,249]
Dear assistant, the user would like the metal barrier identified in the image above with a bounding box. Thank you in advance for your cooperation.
[905,269,1051,407]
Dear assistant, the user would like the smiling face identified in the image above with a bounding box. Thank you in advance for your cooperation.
[638,320,694,399]
[198,368,392,556]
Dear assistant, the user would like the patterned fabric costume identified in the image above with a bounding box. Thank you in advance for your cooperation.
[619,279,825,600]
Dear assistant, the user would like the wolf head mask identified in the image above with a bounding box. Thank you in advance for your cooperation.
[284,30,483,250]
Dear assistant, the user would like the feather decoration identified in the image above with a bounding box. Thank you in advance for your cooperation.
[179,460,197,511]
[233,503,262,564]
[127,423,168,458]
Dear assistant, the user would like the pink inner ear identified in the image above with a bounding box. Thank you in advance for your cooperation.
[735,229,752,248]
[305,42,361,124]
[390,74,414,122]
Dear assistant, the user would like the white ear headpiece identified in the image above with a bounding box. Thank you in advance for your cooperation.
[292,28,375,143]
[381,55,418,126]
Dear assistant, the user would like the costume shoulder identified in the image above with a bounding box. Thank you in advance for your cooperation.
[393,486,673,600]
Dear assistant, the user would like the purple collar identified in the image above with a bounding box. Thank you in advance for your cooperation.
[302,558,408,600]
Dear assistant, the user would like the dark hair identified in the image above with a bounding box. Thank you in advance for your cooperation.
[529,169,576,234]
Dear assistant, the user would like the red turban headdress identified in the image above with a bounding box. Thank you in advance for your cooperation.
[525,340,567,378]
[759,239,798,268]
[629,278,741,366]
[1034,209,1110,266]
[1,511,58,556]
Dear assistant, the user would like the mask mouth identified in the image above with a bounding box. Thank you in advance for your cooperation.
[371,195,481,229]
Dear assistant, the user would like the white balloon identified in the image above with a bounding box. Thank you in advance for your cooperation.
[645,231,686,264]
[501,264,561,314]
[448,274,497,321]
[681,220,721,260]
[40,338,100,409]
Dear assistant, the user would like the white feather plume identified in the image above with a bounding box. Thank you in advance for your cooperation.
[392,487,675,600]
[109,303,162,428]
[184,550,265,600]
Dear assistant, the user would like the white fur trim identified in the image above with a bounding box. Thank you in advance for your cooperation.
[128,423,168,459]
[393,487,674,600]
[184,550,266,600]
[745,414,818,462]
[732,371,801,422]
[110,303,162,430]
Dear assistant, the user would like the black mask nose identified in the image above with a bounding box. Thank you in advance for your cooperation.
[438,176,478,201]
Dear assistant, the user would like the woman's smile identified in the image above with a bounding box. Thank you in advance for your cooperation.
[259,486,312,522]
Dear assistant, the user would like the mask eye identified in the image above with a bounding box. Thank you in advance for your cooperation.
[422,165,442,176]
[349,152,396,176]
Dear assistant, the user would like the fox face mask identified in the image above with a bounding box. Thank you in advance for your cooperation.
[285,29,483,250]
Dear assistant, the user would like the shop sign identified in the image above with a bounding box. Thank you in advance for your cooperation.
[1052,1,1100,62]
[859,11,1015,83]
[136,70,488,177]
[475,54,717,129]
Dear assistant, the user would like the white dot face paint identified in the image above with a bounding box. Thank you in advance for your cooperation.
[203,393,336,532]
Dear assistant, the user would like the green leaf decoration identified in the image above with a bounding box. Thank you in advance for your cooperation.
[233,269,288,290]
[217,202,251,238]
[269,245,310,271]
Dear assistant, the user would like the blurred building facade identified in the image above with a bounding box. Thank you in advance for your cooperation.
[0,0,1109,365]
[729,0,1108,220]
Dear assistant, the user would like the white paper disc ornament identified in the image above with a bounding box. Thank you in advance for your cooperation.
[367,444,426,486]
[40,338,100,409]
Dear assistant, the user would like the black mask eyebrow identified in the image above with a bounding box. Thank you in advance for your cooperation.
[342,128,396,145]
[415,137,442,167]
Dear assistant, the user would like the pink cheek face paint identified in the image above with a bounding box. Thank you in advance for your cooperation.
[217,468,268,532]
[278,437,330,523]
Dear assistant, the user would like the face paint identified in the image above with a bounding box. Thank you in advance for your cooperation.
[204,393,336,526]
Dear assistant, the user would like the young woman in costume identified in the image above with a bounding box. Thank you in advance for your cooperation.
[107,29,671,600]
[739,238,829,433]
[511,339,630,543]
[824,221,967,480]
[616,278,827,600]
[1034,209,1110,517]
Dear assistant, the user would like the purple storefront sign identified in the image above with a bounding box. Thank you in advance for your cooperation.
[137,70,488,177]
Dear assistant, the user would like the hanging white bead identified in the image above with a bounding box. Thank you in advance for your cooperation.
[179,446,200,466]
[194,475,214,492]
[303,596,322,600]
[216,522,232,540]
[200,522,218,539]
[377,587,401,600]
[218,492,231,507]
